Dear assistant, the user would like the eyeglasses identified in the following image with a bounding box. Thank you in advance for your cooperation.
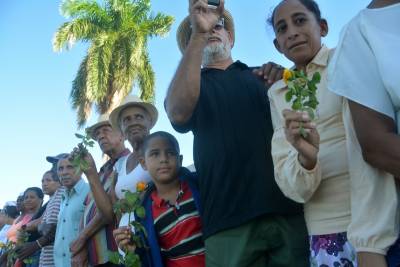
[213,18,225,31]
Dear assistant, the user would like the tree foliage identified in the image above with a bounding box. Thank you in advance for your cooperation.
[53,0,174,127]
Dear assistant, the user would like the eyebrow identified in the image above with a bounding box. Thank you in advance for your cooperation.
[275,11,307,26]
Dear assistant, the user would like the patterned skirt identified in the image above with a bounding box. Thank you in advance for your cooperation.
[310,232,357,267]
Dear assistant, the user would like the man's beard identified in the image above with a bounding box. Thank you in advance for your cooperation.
[202,41,231,66]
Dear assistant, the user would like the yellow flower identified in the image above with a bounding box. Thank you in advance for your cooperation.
[0,242,5,249]
[283,69,293,84]
[136,181,147,192]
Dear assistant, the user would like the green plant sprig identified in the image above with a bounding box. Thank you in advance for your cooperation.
[70,133,95,175]
[109,188,148,267]
[284,69,321,137]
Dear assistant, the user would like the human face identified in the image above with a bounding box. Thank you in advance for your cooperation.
[16,196,24,212]
[141,137,182,185]
[23,190,42,213]
[202,21,233,66]
[93,124,124,155]
[119,106,152,145]
[41,172,60,196]
[57,158,81,189]
[273,0,328,69]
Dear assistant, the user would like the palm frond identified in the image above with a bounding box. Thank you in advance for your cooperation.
[70,55,93,127]
[53,19,103,52]
[141,13,174,37]
[85,35,114,102]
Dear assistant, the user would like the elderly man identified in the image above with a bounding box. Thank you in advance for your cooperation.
[69,114,129,267]
[165,1,308,266]
[53,154,90,267]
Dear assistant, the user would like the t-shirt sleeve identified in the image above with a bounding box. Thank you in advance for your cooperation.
[328,18,395,120]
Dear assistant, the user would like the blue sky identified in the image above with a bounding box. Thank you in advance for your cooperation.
[0,0,370,207]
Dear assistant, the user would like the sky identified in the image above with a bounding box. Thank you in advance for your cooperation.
[0,0,371,207]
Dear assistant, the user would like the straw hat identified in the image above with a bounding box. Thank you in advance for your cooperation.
[109,95,158,131]
[176,9,235,54]
[85,114,112,138]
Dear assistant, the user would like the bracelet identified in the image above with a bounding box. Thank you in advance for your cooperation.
[36,239,43,249]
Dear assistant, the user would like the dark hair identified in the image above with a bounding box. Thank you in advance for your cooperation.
[3,205,19,219]
[268,0,322,28]
[143,131,180,155]
[24,187,44,199]
[44,169,60,183]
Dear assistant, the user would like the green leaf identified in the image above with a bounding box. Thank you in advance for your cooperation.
[75,133,85,139]
[285,91,293,102]
[108,251,121,265]
[135,206,146,219]
[292,99,302,110]
[312,72,321,83]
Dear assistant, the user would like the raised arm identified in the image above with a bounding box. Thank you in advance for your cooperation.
[165,0,224,125]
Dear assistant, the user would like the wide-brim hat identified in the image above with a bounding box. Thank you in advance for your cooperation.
[109,95,158,131]
[85,113,112,138]
[176,9,235,54]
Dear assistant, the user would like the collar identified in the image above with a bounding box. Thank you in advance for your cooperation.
[151,181,188,208]
[100,148,130,172]
[308,45,330,68]
[201,60,249,73]
[65,179,86,197]
[272,45,330,92]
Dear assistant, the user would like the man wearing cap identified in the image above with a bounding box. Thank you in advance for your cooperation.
[53,154,90,267]
[69,114,129,267]
[165,0,308,266]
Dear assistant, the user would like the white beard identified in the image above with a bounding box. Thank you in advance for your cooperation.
[202,41,231,66]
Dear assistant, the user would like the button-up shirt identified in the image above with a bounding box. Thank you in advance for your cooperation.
[54,179,89,267]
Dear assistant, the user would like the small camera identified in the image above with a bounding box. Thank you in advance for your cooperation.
[208,0,220,8]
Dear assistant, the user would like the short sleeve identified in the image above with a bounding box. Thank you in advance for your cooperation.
[328,18,395,120]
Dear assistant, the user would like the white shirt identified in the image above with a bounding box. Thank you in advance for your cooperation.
[328,3,400,130]
[328,4,400,254]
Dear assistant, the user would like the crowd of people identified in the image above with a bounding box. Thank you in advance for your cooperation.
[0,0,399,266]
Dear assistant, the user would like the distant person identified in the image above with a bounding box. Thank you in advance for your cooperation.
[53,155,89,267]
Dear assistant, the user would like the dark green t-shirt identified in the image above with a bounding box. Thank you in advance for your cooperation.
[172,61,303,238]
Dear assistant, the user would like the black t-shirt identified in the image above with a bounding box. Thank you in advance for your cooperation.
[172,61,303,238]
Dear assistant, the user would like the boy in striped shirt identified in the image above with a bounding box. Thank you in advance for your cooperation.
[114,131,204,267]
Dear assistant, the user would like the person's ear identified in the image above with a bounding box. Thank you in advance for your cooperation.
[273,39,283,54]
[320,19,329,37]
[139,157,147,171]
[227,30,234,48]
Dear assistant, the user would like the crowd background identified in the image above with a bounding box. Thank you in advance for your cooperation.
[0,0,369,207]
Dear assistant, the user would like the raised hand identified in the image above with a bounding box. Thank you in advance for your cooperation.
[253,62,284,88]
[189,0,225,35]
[282,109,319,170]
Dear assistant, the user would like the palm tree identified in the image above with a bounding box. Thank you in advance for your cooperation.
[53,0,174,127]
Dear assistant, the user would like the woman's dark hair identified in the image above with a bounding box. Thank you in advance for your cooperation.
[24,187,44,199]
[268,0,322,28]
[143,131,180,155]
[3,205,19,219]
[44,169,60,182]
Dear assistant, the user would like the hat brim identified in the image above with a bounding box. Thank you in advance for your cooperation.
[176,10,235,54]
[85,121,111,138]
[109,102,158,132]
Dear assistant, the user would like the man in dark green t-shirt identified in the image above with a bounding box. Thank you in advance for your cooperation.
[165,1,309,266]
